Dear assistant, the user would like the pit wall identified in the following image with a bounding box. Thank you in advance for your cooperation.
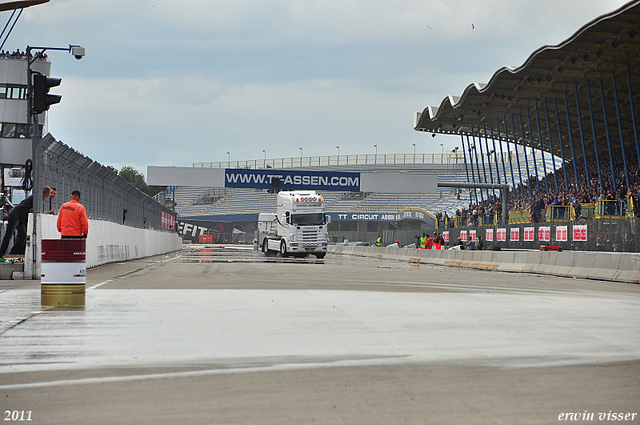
[328,245,640,284]
[25,214,183,279]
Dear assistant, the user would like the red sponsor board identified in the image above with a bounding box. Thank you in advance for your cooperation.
[442,231,449,243]
[497,228,507,242]
[573,224,587,241]
[538,226,551,242]
[469,229,476,241]
[485,228,494,242]
[524,227,534,242]
[510,228,520,241]
[460,230,467,242]
[162,211,176,229]
[556,225,568,242]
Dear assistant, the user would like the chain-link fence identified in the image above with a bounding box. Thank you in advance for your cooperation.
[33,134,176,230]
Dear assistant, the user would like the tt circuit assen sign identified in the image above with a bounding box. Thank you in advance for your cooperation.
[224,169,360,191]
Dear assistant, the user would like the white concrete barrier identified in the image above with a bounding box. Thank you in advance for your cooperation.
[537,251,558,275]
[613,254,640,283]
[568,251,596,279]
[329,244,640,284]
[550,251,576,277]
[24,214,183,279]
[588,252,619,281]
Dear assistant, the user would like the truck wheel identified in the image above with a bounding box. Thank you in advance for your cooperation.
[280,241,288,257]
[262,240,269,255]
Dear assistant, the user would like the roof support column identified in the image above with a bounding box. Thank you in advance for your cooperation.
[494,119,509,190]
[563,90,580,191]
[483,126,497,202]
[612,71,630,190]
[467,134,480,204]
[553,99,569,192]
[509,113,527,199]
[489,126,501,185]
[501,114,518,198]
[626,62,640,171]
[574,82,591,190]
[519,113,535,196]
[599,78,617,193]
[585,80,604,190]
[476,128,489,201]
[527,105,549,195]
[533,102,549,194]
[461,134,475,205]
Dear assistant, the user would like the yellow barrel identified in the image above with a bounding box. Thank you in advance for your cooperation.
[41,239,86,308]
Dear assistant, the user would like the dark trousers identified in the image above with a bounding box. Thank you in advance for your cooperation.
[0,211,27,256]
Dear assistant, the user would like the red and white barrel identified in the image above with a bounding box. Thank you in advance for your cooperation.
[41,239,86,307]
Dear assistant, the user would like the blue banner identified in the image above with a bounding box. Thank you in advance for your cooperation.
[225,169,360,191]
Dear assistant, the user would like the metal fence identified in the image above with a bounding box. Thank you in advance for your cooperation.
[34,134,176,230]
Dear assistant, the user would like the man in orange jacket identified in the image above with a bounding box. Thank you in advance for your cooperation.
[57,190,88,239]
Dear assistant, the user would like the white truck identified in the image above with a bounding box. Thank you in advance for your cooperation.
[258,190,330,259]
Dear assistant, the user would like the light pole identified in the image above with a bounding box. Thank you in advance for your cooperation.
[374,144,377,155]
[336,145,340,156]
[262,149,266,160]
[26,43,85,280]
[299,147,303,158]
[227,151,230,164]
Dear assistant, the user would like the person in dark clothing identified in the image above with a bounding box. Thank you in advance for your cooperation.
[0,187,51,256]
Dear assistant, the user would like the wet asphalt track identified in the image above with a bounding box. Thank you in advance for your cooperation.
[0,245,639,424]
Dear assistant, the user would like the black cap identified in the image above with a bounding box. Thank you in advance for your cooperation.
[71,190,81,197]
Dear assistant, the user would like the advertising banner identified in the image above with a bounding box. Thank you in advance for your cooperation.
[469,229,476,241]
[524,227,535,242]
[497,228,507,242]
[225,169,360,191]
[538,226,551,242]
[573,224,587,241]
[161,211,176,230]
[556,225,568,242]
[510,228,520,241]
[485,228,493,242]
[460,230,467,242]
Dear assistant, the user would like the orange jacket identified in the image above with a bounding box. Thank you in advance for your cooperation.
[425,237,433,249]
[57,199,89,237]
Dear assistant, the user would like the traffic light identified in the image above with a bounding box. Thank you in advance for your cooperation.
[32,72,62,114]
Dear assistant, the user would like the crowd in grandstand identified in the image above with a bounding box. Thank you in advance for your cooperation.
[448,149,640,226]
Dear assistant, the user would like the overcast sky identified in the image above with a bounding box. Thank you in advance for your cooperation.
[5,0,632,175]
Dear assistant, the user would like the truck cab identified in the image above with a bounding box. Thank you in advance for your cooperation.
[258,191,330,258]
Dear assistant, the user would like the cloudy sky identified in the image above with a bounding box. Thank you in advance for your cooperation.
[6,0,631,175]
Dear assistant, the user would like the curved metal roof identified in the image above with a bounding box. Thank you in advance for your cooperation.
[414,0,640,161]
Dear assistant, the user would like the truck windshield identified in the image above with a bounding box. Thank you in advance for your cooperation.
[291,213,324,226]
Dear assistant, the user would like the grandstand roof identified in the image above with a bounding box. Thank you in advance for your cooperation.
[414,0,640,160]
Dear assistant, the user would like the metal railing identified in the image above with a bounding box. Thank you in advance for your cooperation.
[194,153,467,169]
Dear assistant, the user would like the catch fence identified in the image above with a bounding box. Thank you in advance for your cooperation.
[33,134,176,230]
